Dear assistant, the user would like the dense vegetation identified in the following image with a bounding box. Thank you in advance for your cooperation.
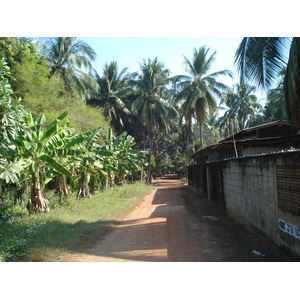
[0,37,296,261]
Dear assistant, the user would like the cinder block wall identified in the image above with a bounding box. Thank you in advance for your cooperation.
[188,151,300,258]
[221,156,278,241]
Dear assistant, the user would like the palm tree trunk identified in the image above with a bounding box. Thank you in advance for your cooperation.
[199,121,203,148]
[140,137,147,182]
[146,135,154,184]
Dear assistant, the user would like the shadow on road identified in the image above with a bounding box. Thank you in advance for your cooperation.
[57,175,291,262]
[69,176,197,261]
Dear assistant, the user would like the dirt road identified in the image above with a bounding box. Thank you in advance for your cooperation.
[61,175,290,262]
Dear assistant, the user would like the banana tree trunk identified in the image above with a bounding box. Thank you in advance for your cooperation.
[31,174,50,213]
[116,168,125,185]
[77,172,91,198]
[89,175,99,194]
[108,170,116,187]
[55,174,70,198]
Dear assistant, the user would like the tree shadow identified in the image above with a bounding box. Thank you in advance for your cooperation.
[66,182,196,262]
[16,178,197,262]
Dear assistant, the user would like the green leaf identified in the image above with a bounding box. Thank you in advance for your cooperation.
[104,165,119,173]
[86,127,103,148]
[114,131,127,145]
[94,149,114,156]
[64,136,85,148]
[40,154,72,177]
[0,169,18,183]
[36,113,46,126]
[23,141,33,150]
[48,111,68,129]
[48,148,85,157]
[25,111,35,127]
[39,125,57,143]
[63,118,71,130]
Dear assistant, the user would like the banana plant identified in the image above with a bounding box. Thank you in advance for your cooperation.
[100,129,148,185]
[74,127,114,198]
[12,111,86,212]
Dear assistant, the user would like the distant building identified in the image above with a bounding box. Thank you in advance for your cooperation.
[191,120,300,164]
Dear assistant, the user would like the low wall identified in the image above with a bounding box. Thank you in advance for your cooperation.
[188,151,300,258]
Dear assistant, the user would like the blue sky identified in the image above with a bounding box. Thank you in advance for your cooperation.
[80,37,243,89]
[79,36,267,105]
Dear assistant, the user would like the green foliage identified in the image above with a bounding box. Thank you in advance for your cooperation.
[0,58,28,143]
[12,61,110,137]
[102,128,148,183]
[0,58,28,186]
[12,61,65,112]
[172,46,232,147]
[0,224,32,261]
[0,182,155,261]
[91,61,132,132]
[36,37,99,100]
[0,37,40,69]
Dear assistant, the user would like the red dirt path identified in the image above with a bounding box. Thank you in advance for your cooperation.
[60,175,291,262]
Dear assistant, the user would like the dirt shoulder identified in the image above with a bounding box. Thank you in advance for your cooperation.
[58,175,292,262]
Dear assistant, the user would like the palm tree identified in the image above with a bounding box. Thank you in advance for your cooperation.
[260,68,287,122]
[218,82,262,135]
[130,57,178,183]
[234,82,262,129]
[234,37,300,128]
[218,89,239,137]
[91,61,132,132]
[172,46,233,148]
[37,37,98,102]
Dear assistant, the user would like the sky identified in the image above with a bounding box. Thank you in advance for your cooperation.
[79,37,243,88]
[79,36,267,105]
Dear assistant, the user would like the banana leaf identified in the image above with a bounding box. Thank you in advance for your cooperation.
[39,154,72,177]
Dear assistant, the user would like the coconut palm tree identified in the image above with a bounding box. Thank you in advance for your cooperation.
[172,46,233,148]
[130,57,178,183]
[37,37,98,102]
[218,82,262,135]
[91,61,132,132]
[218,89,239,137]
[263,71,287,122]
[234,82,262,129]
[234,37,300,128]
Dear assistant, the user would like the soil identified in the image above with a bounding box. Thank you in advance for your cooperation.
[59,174,293,262]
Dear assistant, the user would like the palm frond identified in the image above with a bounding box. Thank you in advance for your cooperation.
[235,37,290,91]
[284,37,300,128]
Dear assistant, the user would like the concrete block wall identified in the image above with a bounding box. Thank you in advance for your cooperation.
[221,156,278,241]
[188,151,300,258]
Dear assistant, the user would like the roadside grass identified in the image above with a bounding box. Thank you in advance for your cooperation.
[0,182,156,262]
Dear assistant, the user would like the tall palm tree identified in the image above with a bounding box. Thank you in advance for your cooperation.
[130,57,178,183]
[91,61,132,132]
[37,37,98,102]
[234,82,262,129]
[218,82,262,135]
[263,70,287,122]
[218,89,239,137]
[172,46,233,148]
[234,37,300,128]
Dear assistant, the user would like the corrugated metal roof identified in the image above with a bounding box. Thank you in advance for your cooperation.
[191,121,300,162]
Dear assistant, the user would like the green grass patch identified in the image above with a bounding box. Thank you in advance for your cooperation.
[0,182,155,262]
